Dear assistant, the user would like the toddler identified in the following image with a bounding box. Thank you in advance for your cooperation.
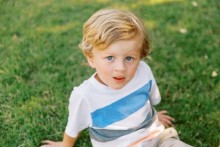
[41,8,191,147]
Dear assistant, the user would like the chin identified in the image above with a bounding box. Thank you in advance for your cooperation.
[110,85,126,90]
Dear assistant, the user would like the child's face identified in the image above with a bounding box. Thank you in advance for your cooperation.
[87,35,142,90]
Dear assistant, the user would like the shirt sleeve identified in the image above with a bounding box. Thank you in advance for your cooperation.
[142,62,161,105]
[65,88,91,137]
[149,78,161,105]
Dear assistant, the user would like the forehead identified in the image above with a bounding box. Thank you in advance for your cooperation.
[93,35,143,55]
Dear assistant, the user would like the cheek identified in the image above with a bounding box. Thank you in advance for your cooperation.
[128,64,139,77]
[98,65,112,75]
[96,63,112,75]
[128,69,136,77]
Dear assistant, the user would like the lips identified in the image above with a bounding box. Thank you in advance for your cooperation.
[113,77,125,81]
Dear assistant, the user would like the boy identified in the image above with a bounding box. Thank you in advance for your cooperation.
[41,8,191,147]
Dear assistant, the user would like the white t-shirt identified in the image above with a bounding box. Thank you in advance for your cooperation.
[65,61,165,147]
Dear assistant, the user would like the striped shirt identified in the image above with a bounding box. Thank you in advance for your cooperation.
[65,61,165,147]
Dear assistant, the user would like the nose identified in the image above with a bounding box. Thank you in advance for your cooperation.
[114,60,126,71]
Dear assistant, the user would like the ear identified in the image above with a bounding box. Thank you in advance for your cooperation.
[85,54,95,68]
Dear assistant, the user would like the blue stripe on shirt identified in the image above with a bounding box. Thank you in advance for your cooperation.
[91,80,152,128]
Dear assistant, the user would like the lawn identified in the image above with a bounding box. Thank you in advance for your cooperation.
[0,0,219,146]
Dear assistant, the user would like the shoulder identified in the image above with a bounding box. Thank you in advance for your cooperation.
[70,80,88,97]
[139,61,152,72]
[69,75,97,102]
[136,61,154,79]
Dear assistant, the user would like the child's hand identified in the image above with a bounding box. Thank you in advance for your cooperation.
[40,140,62,147]
[158,110,175,128]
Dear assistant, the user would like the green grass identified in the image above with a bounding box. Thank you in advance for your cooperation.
[0,0,219,146]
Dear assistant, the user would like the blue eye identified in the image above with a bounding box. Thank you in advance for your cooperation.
[106,56,113,60]
[125,56,133,61]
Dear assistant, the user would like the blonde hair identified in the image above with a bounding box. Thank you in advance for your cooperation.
[79,8,150,58]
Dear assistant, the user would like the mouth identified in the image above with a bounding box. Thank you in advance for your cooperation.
[113,77,125,81]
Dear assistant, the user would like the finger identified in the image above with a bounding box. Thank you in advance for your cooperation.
[163,115,175,121]
[162,119,174,127]
[41,140,54,145]
[159,113,175,121]
[40,144,50,147]
[158,110,168,115]
[40,145,49,147]
[166,120,174,126]
[160,116,174,124]
[163,117,174,124]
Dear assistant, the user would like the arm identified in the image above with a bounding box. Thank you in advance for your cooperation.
[62,133,79,147]
[41,133,79,147]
